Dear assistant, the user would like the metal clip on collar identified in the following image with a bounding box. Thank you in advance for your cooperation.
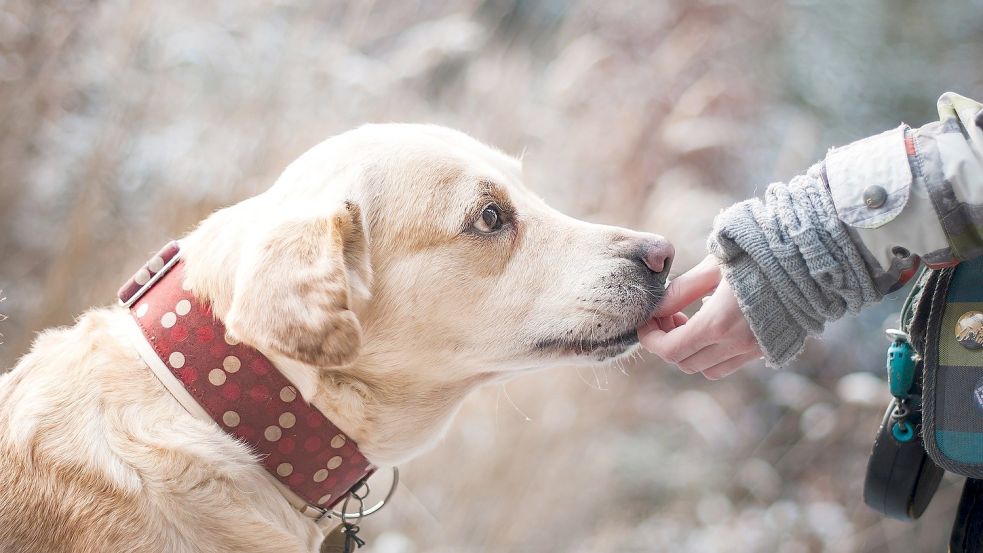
[330,467,400,521]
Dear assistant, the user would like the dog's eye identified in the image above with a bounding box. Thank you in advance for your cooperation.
[474,204,503,233]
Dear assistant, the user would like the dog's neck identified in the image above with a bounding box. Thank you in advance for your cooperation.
[256,344,495,466]
[180,208,496,467]
[311,357,496,466]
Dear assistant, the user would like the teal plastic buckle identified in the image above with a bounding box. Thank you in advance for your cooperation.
[886,329,917,399]
[886,329,918,443]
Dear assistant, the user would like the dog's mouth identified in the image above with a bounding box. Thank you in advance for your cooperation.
[531,276,665,361]
[532,326,641,361]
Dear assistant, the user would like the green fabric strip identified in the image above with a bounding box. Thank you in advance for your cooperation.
[930,257,983,469]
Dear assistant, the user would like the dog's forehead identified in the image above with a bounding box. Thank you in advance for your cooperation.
[271,124,532,249]
[354,124,522,188]
[273,124,524,201]
[334,125,532,227]
[324,125,532,251]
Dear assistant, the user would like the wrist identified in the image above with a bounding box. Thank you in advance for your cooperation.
[715,253,807,368]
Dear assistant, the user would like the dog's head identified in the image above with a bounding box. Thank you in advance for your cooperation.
[192,125,671,369]
[182,124,671,460]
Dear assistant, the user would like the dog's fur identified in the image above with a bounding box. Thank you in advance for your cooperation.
[0,125,669,553]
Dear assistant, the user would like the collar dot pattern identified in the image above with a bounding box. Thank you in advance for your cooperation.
[130,259,374,509]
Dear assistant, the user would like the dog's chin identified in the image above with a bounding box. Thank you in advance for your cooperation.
[533,327,641,362]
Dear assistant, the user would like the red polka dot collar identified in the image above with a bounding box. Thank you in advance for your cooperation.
[118,241,375,520]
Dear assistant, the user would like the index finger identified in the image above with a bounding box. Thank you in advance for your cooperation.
[653,255,722,317]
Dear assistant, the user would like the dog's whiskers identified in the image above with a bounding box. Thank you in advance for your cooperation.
[574,365,606,391]
[500,382,531,422]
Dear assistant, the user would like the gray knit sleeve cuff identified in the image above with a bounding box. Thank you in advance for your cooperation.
[708,165,883,367]
[717,255,809,367]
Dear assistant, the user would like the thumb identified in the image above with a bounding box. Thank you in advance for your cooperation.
[653,255,722,316]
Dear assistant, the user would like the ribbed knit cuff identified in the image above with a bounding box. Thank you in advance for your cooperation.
[718,255,807,367]
[707,166,882,368]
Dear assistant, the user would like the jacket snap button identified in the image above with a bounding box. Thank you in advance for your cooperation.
[863,185,888,209]
[956,311,983,350]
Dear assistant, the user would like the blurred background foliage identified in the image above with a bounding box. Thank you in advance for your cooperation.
[2,1,983,552]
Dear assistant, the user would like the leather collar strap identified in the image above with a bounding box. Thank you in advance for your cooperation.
[118,242,374,517]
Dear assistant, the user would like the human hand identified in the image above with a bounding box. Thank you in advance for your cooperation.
[638,255,763,379]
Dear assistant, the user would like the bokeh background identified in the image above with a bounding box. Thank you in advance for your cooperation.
[2,1,983,551]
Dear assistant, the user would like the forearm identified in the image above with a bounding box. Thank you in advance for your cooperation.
[709,92,983,367]
[708,165,882,367]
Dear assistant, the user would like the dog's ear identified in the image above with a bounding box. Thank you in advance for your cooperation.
[224,201,371,368]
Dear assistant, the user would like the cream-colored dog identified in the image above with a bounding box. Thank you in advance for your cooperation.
[0,125,672,553]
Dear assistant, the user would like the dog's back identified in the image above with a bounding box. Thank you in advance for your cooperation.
[0,309,319,553]
[0,311,158,552]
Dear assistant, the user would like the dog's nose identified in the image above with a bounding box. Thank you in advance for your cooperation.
[640,237,674,275]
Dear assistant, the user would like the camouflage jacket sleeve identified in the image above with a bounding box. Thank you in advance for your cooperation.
[822,92,983,293]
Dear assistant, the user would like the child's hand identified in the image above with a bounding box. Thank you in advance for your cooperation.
[638,255,762,379]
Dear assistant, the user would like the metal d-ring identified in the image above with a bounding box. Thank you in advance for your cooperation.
[330,467,399,521]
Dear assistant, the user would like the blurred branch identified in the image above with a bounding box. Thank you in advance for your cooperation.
[0,290,6,345]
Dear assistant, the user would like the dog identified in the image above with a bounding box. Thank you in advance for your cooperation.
[0,124,672,553]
